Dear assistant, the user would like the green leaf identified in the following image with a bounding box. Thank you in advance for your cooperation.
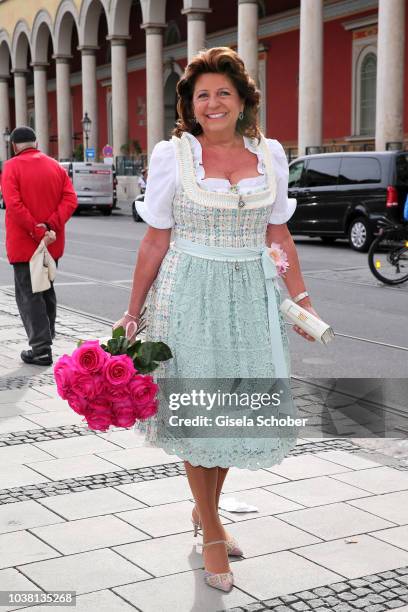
[117,337,130,353]
[139,342,172,363]
[106,338,121,355]
[126,339,142,358]
[112,326,125,340]
[133,356,158,374]
[77,339,85,348]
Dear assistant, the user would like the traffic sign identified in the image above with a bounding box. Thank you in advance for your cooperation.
[102,144,113,157]
[86,147,95,159]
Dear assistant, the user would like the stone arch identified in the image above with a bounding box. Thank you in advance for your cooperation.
[11,21,31,70]
[31,11,54,64]
[54,0,80,56]
[0,32,12,77]
[109,0,133,37]
[79,0,109,47]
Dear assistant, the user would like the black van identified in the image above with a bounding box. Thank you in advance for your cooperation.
[287,151,407,251]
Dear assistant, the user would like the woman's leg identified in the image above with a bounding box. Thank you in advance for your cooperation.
[184,461,230,573]
[215,467,229,510]
[193,466,230,538]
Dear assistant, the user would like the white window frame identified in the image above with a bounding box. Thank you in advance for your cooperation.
[352,37,377,137]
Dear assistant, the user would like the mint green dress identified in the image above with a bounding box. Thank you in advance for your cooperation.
[135,132,298,469]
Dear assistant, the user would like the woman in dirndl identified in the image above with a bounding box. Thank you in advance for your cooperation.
[114,47,320,593]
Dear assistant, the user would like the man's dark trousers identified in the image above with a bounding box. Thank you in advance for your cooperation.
[13,262,56,354]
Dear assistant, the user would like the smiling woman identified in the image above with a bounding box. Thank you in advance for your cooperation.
[114,46,320,594]
[174,46,260,140]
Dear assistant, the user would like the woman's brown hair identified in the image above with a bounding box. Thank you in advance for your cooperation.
[173,47,261,141]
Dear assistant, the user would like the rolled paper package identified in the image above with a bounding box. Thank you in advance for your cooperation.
[280,298,335,345]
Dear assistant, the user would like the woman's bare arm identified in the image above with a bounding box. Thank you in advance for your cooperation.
[266,223,310,304]
[266,223,318,341]
[126,227,172,319]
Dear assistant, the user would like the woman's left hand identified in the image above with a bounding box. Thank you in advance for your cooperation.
[292,303,320,342]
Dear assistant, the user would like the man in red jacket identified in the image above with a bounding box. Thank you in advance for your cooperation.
[2,126,77,365]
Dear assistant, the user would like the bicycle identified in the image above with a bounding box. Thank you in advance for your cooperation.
[368,217,408,285]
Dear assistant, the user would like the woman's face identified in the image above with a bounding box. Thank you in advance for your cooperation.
[192,72,244,136]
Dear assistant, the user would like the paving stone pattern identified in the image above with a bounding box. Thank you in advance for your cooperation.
[1,291,408,611]
[223,568,408,612]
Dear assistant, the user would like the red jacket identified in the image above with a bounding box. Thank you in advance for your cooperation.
[1,148,77,263]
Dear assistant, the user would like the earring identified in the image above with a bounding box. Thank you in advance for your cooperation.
[192,115,197,124]
[238,111,244,120]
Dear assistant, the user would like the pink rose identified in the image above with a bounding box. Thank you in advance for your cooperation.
[54,355,75,400]
[104,383,130,401]
[137,400,158,420]
[104,355,135,386]
[70,372,103,401]
[129,375,158,412]
[86,413,113,431]
[72,341,108,375]
[112,402,137,428]
[85,400,114,431]
[66,392,89,416]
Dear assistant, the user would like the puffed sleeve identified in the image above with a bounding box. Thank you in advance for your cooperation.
[267,138,297,225]
[135,140,177,228]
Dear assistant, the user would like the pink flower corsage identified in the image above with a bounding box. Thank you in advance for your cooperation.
[268,242,290,276]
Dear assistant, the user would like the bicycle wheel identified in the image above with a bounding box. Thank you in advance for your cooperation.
[368,232,408,285]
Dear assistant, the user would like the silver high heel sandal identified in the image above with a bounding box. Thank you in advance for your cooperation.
[202,540,234,592]
[192,508,243,556]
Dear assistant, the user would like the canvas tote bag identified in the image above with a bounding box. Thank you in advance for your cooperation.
[29,232,57,293]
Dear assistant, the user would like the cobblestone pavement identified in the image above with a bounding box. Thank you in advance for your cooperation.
[0,290,407,612]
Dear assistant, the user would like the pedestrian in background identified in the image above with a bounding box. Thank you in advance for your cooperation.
[137,167,148,194]
[1,126,77,366]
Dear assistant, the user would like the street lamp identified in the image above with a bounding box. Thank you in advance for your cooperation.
[3,127,10,160]
[81,112,92,161]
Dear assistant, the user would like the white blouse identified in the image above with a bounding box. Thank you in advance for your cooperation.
[136,132,296,229]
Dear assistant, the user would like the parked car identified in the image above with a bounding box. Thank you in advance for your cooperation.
[60,161,117,216]
[132,193,144,222]
[287,151,407,251]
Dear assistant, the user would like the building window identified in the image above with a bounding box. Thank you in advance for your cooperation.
[351,27,377,137]
[359,52,376,136]
[165,21,181,47]
[257,0,266,18]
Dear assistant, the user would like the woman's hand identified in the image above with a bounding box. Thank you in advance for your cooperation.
[113,313,139,343]
[292,302,321,342]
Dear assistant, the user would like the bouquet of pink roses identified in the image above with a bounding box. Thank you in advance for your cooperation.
[53,324,172,432]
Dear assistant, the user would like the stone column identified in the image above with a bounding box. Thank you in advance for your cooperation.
[55,56,72,160]
[375,0,405,150]
[13,70,28,126]
[80,47,98,156]
[182,8,211,62]
[32,64,49,154]
[110,38,128,158]
[298,0,323,156]
[142,26,165,158]
[0,77,10,160]
[238,0,259,81]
